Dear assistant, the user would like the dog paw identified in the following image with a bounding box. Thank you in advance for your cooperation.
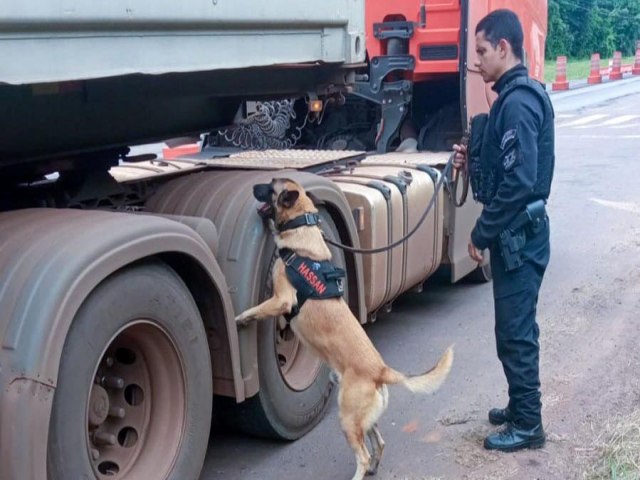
[366,462,380,476]
[366,456,381,476]
[235,313,253,327]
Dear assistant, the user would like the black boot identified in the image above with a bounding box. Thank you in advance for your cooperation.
[488,407,512,425]
[484,422,545,452]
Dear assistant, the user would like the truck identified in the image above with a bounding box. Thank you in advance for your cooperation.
[0,1,547,479]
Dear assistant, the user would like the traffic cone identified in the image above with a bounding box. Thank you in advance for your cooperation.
[552,56,569,91]
[587,53,602,84]
[610,51,622,80]
[632,46,640,75]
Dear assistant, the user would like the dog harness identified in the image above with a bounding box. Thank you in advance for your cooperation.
[277,212,320,232]
[279,247,345,322]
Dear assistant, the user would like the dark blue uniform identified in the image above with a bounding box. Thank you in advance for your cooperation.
[471,64,555,428]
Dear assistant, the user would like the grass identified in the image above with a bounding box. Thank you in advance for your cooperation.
[544,55,636,83]
[584,410,640,480]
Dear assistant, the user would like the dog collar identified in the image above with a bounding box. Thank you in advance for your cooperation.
[277,213,320,232]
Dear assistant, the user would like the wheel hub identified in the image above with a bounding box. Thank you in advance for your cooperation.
[86,322,186,479]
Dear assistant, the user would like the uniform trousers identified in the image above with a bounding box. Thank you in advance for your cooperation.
[489,218,550,427]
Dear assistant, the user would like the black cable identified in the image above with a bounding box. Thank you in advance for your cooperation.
[323,154,454,254]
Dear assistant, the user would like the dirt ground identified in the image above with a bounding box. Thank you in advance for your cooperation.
[445,238,640,480]
[431,90,640,479]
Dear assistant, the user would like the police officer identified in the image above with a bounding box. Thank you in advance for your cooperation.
[453,9,554,451]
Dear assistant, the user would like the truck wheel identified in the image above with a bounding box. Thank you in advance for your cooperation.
[227,209,345,440]
[47,261,212,480]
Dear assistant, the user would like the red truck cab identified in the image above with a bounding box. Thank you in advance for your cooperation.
[358,0,547,150]
[365,0,548,122]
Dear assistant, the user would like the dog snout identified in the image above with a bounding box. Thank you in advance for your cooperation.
[253,183,275,203]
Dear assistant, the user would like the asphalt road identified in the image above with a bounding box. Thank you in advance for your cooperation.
[200,76,640,480]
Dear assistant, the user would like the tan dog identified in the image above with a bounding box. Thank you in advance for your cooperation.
[236,178,453,480]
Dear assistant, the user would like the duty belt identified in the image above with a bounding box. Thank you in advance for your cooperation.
[498,199,547,271]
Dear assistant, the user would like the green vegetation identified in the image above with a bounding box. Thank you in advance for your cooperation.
[584,410,640,480]
[546,0,640,60]
[544,55,636,83]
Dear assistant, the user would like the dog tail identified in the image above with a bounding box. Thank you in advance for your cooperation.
[380,345,453,394]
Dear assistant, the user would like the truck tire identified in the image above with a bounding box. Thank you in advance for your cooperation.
[47,261,212,480]
[224,208,345,440]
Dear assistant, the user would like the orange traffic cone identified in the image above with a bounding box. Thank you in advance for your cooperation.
[632,46,640,75]
[552,56,569,91]
[587,53,602,84]
[610,51,623,80]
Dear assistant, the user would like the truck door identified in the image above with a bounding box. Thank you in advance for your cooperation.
[444,0,487,282]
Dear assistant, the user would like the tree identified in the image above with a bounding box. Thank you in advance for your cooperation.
[545,0,639,59]
[610,0,640,55]
[582,6,615,58]
[546,1,571,59]
[562,0,598,57]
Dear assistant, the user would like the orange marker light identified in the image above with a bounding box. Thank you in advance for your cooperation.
[309,99,323,112]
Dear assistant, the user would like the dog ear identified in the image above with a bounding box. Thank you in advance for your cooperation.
[277,189,300,209]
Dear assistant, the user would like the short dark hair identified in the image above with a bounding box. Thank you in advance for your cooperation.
[475,9,524,61]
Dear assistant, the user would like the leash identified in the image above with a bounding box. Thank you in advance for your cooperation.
[322,153,455,254]
[452,134,470,207]
[451,145,469,208]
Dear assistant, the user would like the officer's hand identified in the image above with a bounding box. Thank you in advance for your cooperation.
[452,144,467,170]
[468,238,484,263]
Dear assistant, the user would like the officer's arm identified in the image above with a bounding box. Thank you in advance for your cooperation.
[471,90,544,250]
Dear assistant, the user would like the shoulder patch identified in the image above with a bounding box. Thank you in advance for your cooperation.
[500,129,517,150]
[503,149,518,171]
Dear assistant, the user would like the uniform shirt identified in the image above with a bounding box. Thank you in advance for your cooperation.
[471,64,546,250]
